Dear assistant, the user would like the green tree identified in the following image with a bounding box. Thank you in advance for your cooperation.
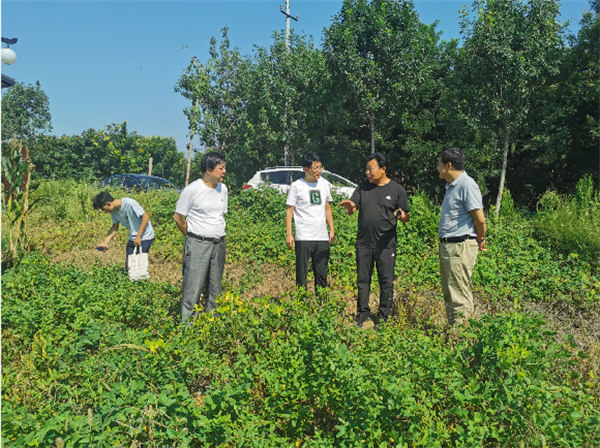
[236,33,331,177]
[323,0,439,157]
[28,123,184,184]
[175,28,250,186]
[175,28,248,152]
[176,29,333,188]
[1,81,52,143]
[450,0,565,215]
[558,5,599,191]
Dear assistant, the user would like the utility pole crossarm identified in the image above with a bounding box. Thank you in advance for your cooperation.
[280,4,299,22]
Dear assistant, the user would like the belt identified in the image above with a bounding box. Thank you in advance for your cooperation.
[439,235,477,243]
[187,232,225,244]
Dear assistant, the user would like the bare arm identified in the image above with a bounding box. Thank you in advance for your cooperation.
[134,212,150,246]
[286,205,295,249]
[339,199,357,215]
[325,202,335,243]
[173,213,187,236]
[394,208,410,224]
[469,208,487,251]
[98,223,119,248]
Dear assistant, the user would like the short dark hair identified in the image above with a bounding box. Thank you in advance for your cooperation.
[301,152,321,168]
[93,191,114,210]
[365,152,388,169]
[201,152,226,173]
[438,147,465,170]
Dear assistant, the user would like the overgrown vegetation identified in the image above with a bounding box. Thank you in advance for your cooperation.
[535,175,600,262]
[2,255,599,447]
[2,182,599,447]
[1,140,36,262]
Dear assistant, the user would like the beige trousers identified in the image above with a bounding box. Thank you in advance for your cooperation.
[439,239,479,325]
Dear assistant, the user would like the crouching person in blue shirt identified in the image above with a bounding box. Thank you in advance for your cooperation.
[93,191,155,268]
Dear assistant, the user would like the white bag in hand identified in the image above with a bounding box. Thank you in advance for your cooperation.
[128,245,149,281]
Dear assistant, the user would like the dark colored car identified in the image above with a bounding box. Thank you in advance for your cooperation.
[98,174,180,192]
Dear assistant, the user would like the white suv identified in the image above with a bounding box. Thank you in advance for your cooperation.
[242,166,357,197]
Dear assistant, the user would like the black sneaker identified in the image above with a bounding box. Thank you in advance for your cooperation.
[356,313,370,328]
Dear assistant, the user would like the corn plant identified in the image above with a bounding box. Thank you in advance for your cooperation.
[1,140,36,260]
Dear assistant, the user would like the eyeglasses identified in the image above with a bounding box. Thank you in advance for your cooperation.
[310,165,324,171]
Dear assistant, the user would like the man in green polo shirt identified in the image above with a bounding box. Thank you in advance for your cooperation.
[437,147,487,326]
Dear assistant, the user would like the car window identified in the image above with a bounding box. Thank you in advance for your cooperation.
[123,176,138,189]
[322,172,354,187]
[261,171,294,185]
[148,178,167,189]
[107,177,124,187]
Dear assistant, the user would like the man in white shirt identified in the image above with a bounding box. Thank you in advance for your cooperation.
[174,152,228,322]
[286,152,335,293]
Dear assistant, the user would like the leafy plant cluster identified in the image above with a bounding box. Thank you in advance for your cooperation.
[1,140,36,261]
[2,254,599,447]
[226,187,600,306]
[25,122,186,185]
[534,175,600,262]
[15,180,600,307]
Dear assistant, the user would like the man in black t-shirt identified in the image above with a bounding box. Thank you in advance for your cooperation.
[340,152,410,328]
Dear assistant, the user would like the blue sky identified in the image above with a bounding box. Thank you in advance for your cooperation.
[1,1,591,154]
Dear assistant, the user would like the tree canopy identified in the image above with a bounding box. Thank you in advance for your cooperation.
[16,0,599,207]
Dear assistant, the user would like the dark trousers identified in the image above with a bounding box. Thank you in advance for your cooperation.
[125,239,154,269]
[356,242,396,319]
[295,240,330,290]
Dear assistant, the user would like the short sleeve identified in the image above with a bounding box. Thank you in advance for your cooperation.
[325,181,333,203]
[175,187,194,216]
[464,180,483,212]
[349,185,361,208]
[286,182,298,207]
[128,199,145,217]
[397,185,410,213]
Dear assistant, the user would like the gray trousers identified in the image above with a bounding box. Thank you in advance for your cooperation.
[181,236,226,322]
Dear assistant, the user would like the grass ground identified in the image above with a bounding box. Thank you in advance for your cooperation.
[30,219,600,399]
[3,182,600,446]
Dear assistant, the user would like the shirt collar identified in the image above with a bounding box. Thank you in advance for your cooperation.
[445,171,467,189]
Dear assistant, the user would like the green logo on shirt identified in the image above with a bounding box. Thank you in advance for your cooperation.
[310,190,321,204]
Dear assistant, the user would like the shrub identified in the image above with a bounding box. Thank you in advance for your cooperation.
[535,176,600,263]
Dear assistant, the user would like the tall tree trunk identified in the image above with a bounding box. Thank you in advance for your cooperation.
[369,111,375,154]
[495,133,511,217]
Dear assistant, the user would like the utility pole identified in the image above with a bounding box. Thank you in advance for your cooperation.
[280,1,298,166]
[185,99,198,187]
[280,1,298,53]
[185,57,201,187]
